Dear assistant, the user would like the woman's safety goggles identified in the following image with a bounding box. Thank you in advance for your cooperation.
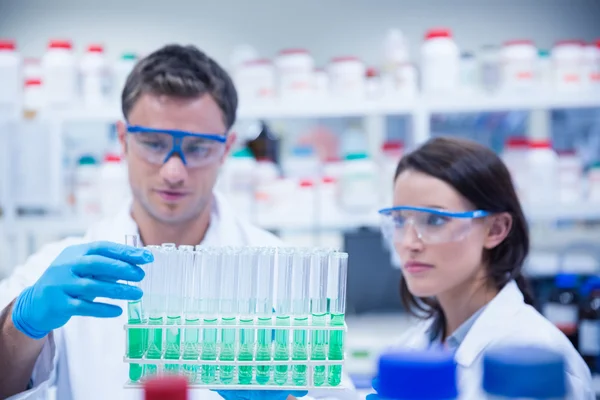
[126,125,227,168]
[378,206,490,245]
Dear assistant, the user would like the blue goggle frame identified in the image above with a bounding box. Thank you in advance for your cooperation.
[378,206,490,219]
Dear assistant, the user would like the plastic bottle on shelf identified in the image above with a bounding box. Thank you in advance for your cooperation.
[479,44,501,93]
[383,28,410,75]
[380,141,404,206]
[421,28,460,94]
[377,350,458,399]
[552,40,585,92]
[482,346,567,399]
[460,51,478,94]
[556,149,583,204]
[543,273,580,350]
[235,58,276,102]
[75,155,101,217]
[583,40,600,88]
[275,49,315,99]
[328,56,366,99]
[221,147,256,218]
[578,277,600,374]
[42,39,77,107]
[23,79,44,119]
[113,52,137,104]
[588,162,600,202]
[283,145,321,180]
[501,40,537,92]
[80,44,111,107]
[501,137,530,202]
[314,68,329,97]
[365,67,382,99]
[294,179,317,228]
[339,152,378,217]
[526,138,558,205]
[317,176,341,228]
[0,39,22,107]
[99,153,131,217]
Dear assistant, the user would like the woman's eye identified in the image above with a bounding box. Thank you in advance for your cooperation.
[142,141,166,150]
[393,216,406,226]
[427,215,448,226]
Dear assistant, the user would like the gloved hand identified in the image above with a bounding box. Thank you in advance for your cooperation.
[214,390,308,400]
[11,241,153,339]
[365,377,379,400]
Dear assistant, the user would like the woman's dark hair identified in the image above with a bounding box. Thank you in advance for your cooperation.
[395,137,535,323]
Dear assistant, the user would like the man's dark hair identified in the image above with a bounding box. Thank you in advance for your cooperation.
[121,44,238,130]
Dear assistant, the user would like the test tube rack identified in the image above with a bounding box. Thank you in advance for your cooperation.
[123,317,347,390]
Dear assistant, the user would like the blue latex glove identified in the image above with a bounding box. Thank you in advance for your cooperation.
[12,241,153,339]
[214,390,308,400]
[365,377,379,400]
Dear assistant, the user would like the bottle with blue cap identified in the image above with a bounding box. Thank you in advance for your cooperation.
[371,349,458,400]
[578,276,600,373]
[542,273,580,349]
[483,345,567,399]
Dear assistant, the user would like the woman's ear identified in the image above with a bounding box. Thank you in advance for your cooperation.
[484,212,512,249]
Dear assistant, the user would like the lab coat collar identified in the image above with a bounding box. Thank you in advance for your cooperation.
[453,280,523,367]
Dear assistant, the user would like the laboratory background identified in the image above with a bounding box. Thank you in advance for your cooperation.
[1,0,600,396]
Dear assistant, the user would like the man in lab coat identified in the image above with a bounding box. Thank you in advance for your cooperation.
[0,44,355,400]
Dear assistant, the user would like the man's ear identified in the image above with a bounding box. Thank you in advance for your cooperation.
[221,131,237,163]
[483,212,512,249]
[116,120,128,156]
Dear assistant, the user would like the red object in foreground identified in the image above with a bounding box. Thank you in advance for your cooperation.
[143,376,188,400]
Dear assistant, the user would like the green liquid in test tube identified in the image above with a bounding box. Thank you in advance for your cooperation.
[125,234,146,382]
[200,248,220,384]
[291,250,311,386]
[256,248,275,385]
[181,246,200,382]
[309,250,329,387]
[163,243,182,374]
[237,247,259,384]
[219,248,239,384]
[274,248,293,386]
[327,252,348,386]
[144,245,166,378]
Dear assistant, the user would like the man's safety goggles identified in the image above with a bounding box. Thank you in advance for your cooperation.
[126,125,227,168]
[378,206,490,245]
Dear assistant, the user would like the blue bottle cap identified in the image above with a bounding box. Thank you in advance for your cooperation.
[554,273,578,289]
[378,350,457,399]
[292,145,314,157]
[483,346,566,398]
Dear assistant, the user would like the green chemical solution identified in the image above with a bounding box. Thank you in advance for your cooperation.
[164,316,181,374]
[310,313,327,386]
[127,300,147,382]
[274,315,290,385]
[292,316,308,386]
[201,318,217,384]
[182,318,200,382]
[145,316,164,378]
[328,313,345,386]
[219,317,236,384]
[256,317,272,385]
[238,318,255,384]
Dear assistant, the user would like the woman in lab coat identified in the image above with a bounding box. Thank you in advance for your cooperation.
[377,137,593,399]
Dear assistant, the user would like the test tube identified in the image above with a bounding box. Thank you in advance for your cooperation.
[181,245,199,381]
[237,247,259,384]
[199,247,220,384]
[163,243,181,373]
[256,247,275,385]
[145,245,166,378]
[219,247,240,384]
[327,251,348,386]
[274,247,294,385]
[125,234,145,382]
[291,249,311,386]
[310,249,329,386]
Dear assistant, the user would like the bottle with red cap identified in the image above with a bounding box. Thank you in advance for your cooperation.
[526,138,558,205]
[583,40,600,87]
[552,40,585,92]
[0,39,22,107]
[99,153,131,217]
[80,44,111,106]
[143,376,188,400]
[42,39,77,106]
[420,28,460,94]
[500,40,537,92]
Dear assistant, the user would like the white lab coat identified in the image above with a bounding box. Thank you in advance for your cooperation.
[0,192,356,400]
[393,281,594,400]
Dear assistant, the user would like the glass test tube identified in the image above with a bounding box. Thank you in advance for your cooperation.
[125,234,145,382]
[274,247,294,385]
[237,247,259,384]
[199,247,220,384]
[181,245,200,381]
[291,249,311,386]
[256,247,275,385]
[327,251,348,386]
[163,243,181,373]
[145,245,166,378]
[219,247,240,384]
[310,250,329,386]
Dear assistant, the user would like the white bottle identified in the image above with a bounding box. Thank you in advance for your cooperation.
[583,41,600,88]
[421,28,460,94]
[221,148,256,219]
[340,152,378,218]
[113,53,137,105]
[537,49,554,90]
[526,139,558,206]
[460,51,479,94]
[0,39,21,107]
[75,155,101,217]
[99,153,131,217]
[42,39,77,107]
[275,49,315,99]
[479,45,501,93]
[501,40,537,92]
[23,78,44,118]
[552,40,585,92]
[556,149,583,204]
[501,137,530,202]
[80,44,111,107]
[328,56,366,99]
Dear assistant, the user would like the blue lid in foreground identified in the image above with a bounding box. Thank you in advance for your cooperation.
[378,350,457,399]
[483,346,566,398]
